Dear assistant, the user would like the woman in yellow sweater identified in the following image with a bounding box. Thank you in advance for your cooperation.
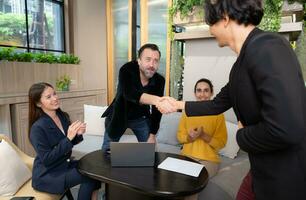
[177,78,227,178]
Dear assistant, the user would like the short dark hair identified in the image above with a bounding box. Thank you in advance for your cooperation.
[204,0,263,26]
[194,78,214,93]
[138,43,161,59]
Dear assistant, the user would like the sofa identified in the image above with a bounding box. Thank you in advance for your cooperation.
[72,105,250,200]
[0,134,71,200]
[154,111,250,200]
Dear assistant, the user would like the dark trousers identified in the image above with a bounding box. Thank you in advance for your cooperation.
[102,116,150,152]
[65,161,101,200]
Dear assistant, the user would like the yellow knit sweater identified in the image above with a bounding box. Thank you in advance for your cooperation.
[177,112,227,163]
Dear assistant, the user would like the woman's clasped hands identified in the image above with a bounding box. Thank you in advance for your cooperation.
[67,120,86,141]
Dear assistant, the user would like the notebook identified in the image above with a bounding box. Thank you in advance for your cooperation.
[110,142,155,167]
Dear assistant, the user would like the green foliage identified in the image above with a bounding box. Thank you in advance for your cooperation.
[56,74,71,91]
[0,48,81,64]
[295,27,306,81]
[58,54,80,64]
[170,41,184,99]
[259,0,284,32]
[168,0,204,39]
[34,53,58,64]
[13,52,34,62]
[169,0,204,20]
[0,12,26,40]
[0,12,55,46]
[0,47,15,61]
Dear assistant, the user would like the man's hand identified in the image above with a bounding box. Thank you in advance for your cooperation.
[156,96,183,114]
[147,134,156,143]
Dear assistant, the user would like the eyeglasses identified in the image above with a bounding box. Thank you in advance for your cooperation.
[196,88,210,93]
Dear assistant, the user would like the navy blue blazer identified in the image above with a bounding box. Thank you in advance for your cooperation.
[185,28,306,199]
[30,111,83,194]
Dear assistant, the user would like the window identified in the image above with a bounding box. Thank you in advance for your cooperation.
[0,0,65,53]
[106,0,171,103]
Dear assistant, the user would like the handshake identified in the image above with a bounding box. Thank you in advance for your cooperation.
[155,96,184,114]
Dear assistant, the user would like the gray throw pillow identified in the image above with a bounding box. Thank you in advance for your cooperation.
[156,112,182,146]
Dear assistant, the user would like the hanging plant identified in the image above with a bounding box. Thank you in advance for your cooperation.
[259,0,284,32]
[169,0,204,20]
[168,0,205,39]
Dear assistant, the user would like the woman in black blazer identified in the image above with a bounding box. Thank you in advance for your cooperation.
[157,0,306,199]
[28,82,100,200]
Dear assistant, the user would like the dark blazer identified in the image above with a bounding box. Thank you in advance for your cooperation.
[30,111,83,194]
[102,60,165,139]
[185,28,306,200]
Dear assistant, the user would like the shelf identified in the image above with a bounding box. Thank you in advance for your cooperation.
[174,22,303,41]
[279,21,303,33]
[174,30,213,40]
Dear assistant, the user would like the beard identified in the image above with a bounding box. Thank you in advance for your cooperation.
[141,67,156,79]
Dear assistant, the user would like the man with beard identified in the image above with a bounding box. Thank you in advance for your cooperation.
[101,43,166,152]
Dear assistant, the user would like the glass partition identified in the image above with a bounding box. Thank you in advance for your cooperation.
[147,0,168,76]
[112,0,129,91]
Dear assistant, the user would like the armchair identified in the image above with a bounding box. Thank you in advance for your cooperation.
[0,134,73,200]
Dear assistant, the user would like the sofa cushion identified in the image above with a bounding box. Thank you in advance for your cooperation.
[156,112,182,146]
[0,140,32,196]
[84,104,108,136]
[156,143,181,154]
[219,121,240,159]
[199,157,250,200]
[13,179,61,200]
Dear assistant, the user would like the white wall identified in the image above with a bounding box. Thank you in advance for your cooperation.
[183,38,237,122]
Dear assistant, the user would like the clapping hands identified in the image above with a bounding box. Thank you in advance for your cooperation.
[67,120,86,141]
[187,126,212,143]
[188,127,203,142]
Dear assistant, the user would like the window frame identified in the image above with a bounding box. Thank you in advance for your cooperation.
[0,0,66,53]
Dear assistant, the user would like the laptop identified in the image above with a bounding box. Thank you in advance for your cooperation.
[110,142,155,167]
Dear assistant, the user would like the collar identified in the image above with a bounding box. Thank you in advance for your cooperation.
[41,110,66,130]
[238,27,262,58]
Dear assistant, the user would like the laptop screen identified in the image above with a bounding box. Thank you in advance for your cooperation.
[110,142,155,167]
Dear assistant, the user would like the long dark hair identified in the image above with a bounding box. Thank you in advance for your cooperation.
[28,82,69,140]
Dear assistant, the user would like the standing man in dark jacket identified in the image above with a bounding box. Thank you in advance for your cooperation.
[102,43,166,152]
[157,0,306,200]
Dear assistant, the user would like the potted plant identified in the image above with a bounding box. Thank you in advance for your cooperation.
[56,75,71,91]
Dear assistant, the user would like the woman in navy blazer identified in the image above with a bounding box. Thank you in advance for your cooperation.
[157,0,306,199]
[28,82,100,200]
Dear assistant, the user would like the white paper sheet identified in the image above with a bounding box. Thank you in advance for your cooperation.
[158,157,205,177]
